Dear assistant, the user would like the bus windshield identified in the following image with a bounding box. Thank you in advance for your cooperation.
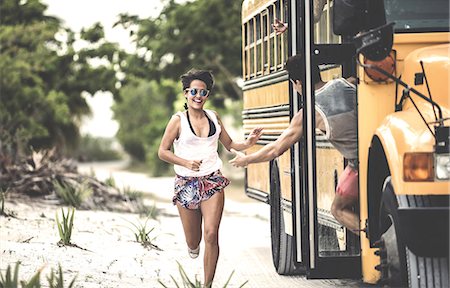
[385,0,450,32]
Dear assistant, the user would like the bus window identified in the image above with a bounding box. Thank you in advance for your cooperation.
[242,0,289,80]
[314,0,341,44]
[314,65,360,257]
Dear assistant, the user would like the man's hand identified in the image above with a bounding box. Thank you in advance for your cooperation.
[290,79,302,95]
[229,149,248,168]
[246,127,263,147]
[272,18,288,35]
[185,160,202,171]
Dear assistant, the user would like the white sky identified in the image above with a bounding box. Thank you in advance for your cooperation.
[42,0,164,138]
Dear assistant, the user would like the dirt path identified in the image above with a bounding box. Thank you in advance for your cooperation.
[1,161,363,287]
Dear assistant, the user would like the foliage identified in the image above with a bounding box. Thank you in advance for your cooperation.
[112,0,243,175]
[115,0,243,108]
[113,79,175,176]
[158,261,248,288]
[0,262,42,288]
[0,188,8,215]
[104,175,116,188]
[121,185,142,201]
[0,0,123,160]
[1,0,244,176]
[126,216,160,249]
[53,179,92,208]
[47,264,76,288]
[143,202,160,220]
[0,262,76,288]
[56,207,75,245]
[69,135,122,162]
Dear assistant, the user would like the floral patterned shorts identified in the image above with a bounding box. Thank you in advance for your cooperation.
[173,170,230,210]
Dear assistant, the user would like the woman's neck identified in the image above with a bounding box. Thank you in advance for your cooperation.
[187,108,204,119]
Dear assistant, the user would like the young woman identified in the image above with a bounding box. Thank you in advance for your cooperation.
[158,69,262,287]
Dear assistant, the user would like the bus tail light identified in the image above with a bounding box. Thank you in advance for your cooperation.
[403,152,434,181]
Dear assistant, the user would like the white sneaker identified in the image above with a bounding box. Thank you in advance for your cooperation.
[188,246,200,259]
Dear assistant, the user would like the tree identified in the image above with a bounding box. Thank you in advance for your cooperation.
[113,78,177,176]
[111,0,243,175]
[116,0,242,108]
[0,0,122,160]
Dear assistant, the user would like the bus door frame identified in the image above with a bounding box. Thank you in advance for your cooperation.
[294,0,361,279]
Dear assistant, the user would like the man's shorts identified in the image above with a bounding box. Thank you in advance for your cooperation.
[336,165,358,199]
[173,170,230,210]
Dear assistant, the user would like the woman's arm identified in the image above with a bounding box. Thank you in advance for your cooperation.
[216,112,263,152]
[158,115,202,171]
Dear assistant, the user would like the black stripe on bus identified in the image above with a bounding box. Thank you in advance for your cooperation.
[242,70,289,91]
[243,134,333,147]
[242,64,340,91]
[244,134,281,145]
[243,105,290,119]
[245,187,269,203]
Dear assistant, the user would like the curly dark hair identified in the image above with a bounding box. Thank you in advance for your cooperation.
[180,69,214,91]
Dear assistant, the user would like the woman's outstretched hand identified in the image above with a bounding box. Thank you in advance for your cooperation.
[246,127,263,146]
[272,18,288,35]
[229,149,248,168]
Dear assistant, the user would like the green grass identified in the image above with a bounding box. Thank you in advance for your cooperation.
[0,262,77,288]
[104,175,116,188]
[0,187,8,215]
[0,262,41,288]
[56,208,75,246]
[121,185,143,201]
[158,261,248,288]
[125,216,160,250]
[47,264,77,288]
[53,180,92,208]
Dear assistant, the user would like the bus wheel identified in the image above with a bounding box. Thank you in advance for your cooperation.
[270,161,297,275]
[406,247,449,287]
[377,178,449,287]
[376,177,408,287]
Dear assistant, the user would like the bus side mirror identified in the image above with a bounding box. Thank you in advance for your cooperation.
[333,0,388,37]
[353,22,395,61]
[332,0,364,36]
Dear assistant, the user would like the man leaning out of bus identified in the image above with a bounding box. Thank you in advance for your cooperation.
[230,54,362,235]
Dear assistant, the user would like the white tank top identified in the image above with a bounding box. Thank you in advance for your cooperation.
[173,109,223,177]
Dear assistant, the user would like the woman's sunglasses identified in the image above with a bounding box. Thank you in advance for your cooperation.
[185,88,209,97]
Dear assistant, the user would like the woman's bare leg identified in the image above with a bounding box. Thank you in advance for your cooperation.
[200,191,224,287]
[176,203,203,251]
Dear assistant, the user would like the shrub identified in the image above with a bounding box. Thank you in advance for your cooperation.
[53,180,92,208]
[104,175,116,188]
[70,135,122,162]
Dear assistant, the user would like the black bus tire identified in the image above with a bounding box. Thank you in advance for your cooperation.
[379,178,450,288]
[378,177,408,287]
[270,161,297,275]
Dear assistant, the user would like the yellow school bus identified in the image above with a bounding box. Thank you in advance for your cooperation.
[241,0,449,286]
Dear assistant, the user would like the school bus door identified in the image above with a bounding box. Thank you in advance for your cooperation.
[294,0,360,278]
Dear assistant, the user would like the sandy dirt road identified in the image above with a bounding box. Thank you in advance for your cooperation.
[0,161,366,287]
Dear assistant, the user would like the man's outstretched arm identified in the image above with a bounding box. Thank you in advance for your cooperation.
[230,110,304,167]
